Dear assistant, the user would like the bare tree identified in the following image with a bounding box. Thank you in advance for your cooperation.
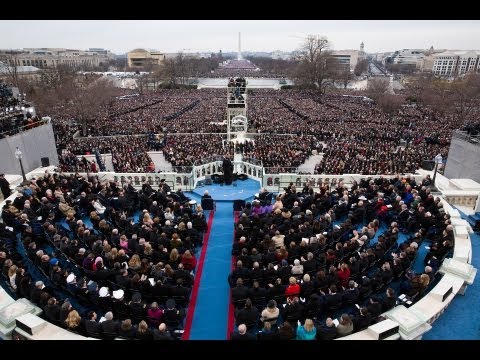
[354,58,369,76]
[404,72,436,102]
[160,58,178,87]
[0,52,21,88]
[376,94,403,114]
[293,35,335,94]
[32,66,117,136]
[246,56,295,76]
[417,77,451,117]
[336,66,354,89]
[367,77,390,99]
[70,76,117,136]
[450,73,480,123]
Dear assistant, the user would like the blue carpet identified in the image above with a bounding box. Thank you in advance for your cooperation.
[188,180,261,339]
[188,201,235,340]
[423,224,480,339]
[192,179,260,201]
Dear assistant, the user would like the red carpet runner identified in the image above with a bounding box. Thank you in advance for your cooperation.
[182,210,215,339]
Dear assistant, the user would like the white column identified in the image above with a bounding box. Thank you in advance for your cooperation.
[238,32,242,60]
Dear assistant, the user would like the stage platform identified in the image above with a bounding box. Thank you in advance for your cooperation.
[191,178,261,201]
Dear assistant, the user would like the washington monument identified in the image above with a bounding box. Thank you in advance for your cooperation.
[237,32,242,60]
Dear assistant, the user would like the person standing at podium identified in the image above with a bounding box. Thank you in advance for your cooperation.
[222,156,234,185]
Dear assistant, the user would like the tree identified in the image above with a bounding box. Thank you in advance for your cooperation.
[336,66,354,89]
[367,77,390,99]
[449,73,480,124]
[293,35,335,94]
[160,58,178,87]
[404,72,436,103]
[354,58,369,76]
[71,76,117,136]
[31,65,117,136]
[376,93,403,114]
[246,56,295,76]
[417,77,451,117]
[0,52,21,88]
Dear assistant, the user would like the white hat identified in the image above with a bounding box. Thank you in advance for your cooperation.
[99,287,109,298]
[66,273,76,284]
[306,209,312,215]
[359,196,367,201]
[112,289,124,300]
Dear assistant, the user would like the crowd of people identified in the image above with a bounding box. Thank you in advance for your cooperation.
[1,171,209,339]
[229,174,453,340]
[48,86,466,176]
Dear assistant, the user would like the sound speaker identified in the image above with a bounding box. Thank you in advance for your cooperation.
[15,313,47,335]
[429,282,453,302]
[41,157,50,167]
[205,175,213,185]
[422,160,435,171]
[366,319,400,340]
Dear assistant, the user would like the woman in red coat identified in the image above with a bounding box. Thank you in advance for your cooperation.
[180,249,197,272]
[337,262,351,289]
[285,276,301,300]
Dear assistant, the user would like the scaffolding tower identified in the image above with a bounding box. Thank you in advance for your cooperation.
[226,77,248,143]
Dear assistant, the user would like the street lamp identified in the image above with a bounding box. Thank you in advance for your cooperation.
[432,153,443,190]
[14,147,27,183]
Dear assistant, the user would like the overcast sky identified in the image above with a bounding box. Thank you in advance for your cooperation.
[0,20,479,54]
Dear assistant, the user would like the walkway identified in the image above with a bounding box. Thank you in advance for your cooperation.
[186,201,234,339]
[185,180,259,339]
[148,151,173,172]
[297,153,323,174]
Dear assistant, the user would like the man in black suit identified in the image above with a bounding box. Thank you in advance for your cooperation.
[231,324,256,340]
[85,311,102,338]
[170,278,190,300]
[100,311,119,339]
[160,179,171,194]
[0,174,11,198]
[381,287,397,312]
[175,187,190,203]
[153,323,174,340]
[43,297,61,326]
[316,317,337,340]
[201,190,212,200]
[352,307,372,332]
[222,156,234,185]
[232,278,249,306]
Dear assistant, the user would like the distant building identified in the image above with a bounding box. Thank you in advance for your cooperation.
[330,50,364,72]
[432,50,480,77]
[270,51,292,60]
[0,48,113,69]
[392,49,425,66]
[128,49,165,68]
[0,61,40,82]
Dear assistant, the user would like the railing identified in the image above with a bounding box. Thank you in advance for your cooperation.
[442,191,479,210]
[0,118,50,137]
[27,171,196,192]
[452,130,480,146]
[192,159,263,187]
[241,157,262,167]
[263,167,299,174]
[193,155,226,167]
[262,173,426,193]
